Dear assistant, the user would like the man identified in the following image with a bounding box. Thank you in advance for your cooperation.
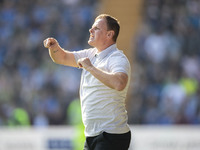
[44,14,131,150]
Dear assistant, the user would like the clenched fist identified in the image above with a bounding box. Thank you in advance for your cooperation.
[77,57,93,71]
[43,38,60,52]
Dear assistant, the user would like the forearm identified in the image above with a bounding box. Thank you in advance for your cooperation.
[44,38,77,67]
[48,46,65,64]
[49,48,78,67]
[87,66,128,91]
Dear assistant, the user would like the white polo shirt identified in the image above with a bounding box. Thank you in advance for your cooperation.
[73,44,131,137]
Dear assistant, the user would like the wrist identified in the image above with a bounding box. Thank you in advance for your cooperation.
[86,65,95,72]
[49,46,61,53]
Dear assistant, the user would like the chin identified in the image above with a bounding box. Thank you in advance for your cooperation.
[88,40,95,47]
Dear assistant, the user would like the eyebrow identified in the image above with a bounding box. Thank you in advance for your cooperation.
[91,25,100,30]
[94,26,100,30]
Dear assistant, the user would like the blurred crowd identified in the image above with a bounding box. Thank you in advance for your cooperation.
[0,0,99,126]
[129,0,200,124]
[0,0,200,127]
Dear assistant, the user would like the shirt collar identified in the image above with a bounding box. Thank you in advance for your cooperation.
[95,44,117,60]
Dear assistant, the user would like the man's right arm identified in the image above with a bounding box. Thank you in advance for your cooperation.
[43,37,78,67]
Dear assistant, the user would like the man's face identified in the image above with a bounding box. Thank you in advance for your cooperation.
[88,18,108,48]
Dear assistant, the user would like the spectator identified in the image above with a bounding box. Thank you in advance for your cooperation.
[0,0,99,126]
[129,0,200,125]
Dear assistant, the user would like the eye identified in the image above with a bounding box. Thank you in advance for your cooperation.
[94,27,100,30]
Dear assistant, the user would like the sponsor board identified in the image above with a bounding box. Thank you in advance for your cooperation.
[0,126,200,150]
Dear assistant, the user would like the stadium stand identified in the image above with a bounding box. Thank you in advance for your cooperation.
[0,0,199,127]
[129,0,200,124]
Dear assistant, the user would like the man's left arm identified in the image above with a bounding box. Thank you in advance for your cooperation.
[77,57,128,91]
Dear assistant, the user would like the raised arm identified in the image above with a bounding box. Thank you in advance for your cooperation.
[43,37,78,67]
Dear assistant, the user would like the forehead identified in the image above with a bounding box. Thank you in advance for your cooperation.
[93,18,107,28]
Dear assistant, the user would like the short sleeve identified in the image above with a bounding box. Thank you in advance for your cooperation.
[108,51,130,75]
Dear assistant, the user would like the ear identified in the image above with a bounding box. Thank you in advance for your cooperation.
[107,30,114,39]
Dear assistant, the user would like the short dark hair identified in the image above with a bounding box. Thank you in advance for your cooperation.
[95,14,120,42]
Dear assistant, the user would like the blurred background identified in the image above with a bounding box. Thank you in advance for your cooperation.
[0,0,200,149]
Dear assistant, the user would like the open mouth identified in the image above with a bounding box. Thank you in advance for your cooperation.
[90,34,94,38]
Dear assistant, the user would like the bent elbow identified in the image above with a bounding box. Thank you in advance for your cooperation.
[115,82,126,91]
[113,73,128,91]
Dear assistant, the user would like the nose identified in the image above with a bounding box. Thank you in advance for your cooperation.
[89,28,93,33]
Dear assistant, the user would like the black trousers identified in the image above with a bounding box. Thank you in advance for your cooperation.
[83,131,131,150]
